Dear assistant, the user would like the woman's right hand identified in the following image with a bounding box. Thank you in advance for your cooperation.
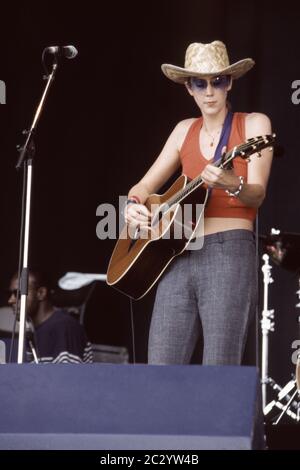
[124,202,152,229]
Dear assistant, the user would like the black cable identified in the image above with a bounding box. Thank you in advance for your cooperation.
[129,298,136,364]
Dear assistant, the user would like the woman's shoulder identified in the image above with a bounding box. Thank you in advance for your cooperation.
[176,117,199,131]
[245,112,271,126]
[244,112,272,138]
[173,118,200,149]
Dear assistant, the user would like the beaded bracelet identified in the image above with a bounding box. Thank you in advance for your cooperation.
[225,176,244,198]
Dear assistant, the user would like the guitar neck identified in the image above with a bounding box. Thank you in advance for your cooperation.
[163,133,275,209]
[165,147,238,208]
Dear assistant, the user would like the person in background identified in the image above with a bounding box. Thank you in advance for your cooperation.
[8,271,93,363]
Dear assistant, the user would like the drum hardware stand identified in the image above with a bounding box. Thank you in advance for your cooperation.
[261,254,275,410]
[264,378,300,423]
[273,388,299,424]
[264,394,299,422]
[271,278,300,424]
[262,258,300,423]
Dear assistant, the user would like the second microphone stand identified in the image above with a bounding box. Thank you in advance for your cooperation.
[261,254,275,410]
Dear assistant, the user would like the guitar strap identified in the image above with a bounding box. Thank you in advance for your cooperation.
[207,110,234,198]
[213,110,234,164]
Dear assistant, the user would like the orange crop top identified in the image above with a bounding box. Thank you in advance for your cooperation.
[179,112,256,221]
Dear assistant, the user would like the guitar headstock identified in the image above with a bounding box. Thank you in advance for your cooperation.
[236,133,276,162]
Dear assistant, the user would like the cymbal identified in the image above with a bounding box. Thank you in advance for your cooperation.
[260,231,300,272]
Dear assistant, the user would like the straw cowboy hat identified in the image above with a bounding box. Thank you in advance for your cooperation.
[161,40,255,84]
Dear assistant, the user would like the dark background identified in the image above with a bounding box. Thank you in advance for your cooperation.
[0,1,299,387]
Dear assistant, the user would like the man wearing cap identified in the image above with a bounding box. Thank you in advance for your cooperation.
[125,41,273,365]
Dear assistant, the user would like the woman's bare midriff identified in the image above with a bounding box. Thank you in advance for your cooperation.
[203,217,253,235]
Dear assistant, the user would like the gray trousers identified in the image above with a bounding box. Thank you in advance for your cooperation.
[148,229,257,365]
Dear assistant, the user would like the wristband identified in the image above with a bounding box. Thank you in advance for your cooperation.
[130,195,141,204]
[225,176,244,198]
[125,198,138,206]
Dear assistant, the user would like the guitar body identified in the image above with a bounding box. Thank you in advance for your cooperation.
[106,174,208,299]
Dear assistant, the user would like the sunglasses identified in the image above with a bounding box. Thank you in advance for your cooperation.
[189,75,231,91]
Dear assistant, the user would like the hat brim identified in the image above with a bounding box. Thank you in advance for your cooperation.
[161,58,255,84]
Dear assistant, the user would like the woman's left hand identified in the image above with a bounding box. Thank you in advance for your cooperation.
[201,164,240,192]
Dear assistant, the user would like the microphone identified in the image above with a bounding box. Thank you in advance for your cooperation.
[43,45,78,59]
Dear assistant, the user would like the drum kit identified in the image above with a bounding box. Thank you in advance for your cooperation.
[260,228,300,424]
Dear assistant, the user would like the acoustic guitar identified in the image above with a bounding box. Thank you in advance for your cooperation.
[107,134,275,299]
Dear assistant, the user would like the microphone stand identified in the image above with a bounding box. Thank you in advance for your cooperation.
[16,55,58,363]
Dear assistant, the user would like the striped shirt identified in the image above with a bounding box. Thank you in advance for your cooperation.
[27,309,93,364]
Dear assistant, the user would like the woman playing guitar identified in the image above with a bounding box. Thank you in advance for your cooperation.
[124,41,273,365]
